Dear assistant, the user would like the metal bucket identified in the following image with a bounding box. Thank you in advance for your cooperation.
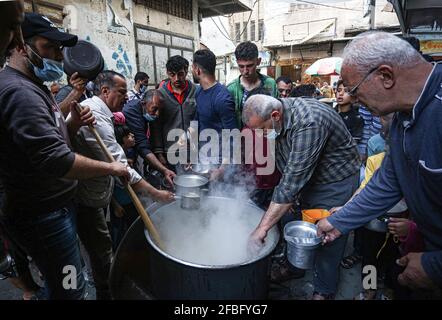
[180,193,201,210]
[173,174,209,197]
[284,221,322,270]
[365,216,389,233]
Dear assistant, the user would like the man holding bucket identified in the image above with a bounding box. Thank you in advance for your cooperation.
[317,32,442,295]
[244,94,360,300]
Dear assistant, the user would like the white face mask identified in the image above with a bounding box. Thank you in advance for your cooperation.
[267,118,281,140]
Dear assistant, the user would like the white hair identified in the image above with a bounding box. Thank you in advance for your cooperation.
[242,94,283,124]
[343,31,425,74]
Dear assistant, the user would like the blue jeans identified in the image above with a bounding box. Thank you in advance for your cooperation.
[300,172,360,297]
[2,203,86,299]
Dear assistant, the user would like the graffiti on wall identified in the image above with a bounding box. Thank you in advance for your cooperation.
[112,44,133,77]
[106,0,131,35]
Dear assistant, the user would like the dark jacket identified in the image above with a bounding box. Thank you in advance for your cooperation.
[123,99,152,159]
[0,67,77,216]
[151,80,197,154]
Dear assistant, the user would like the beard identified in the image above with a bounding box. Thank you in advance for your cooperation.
[192,74,200,84]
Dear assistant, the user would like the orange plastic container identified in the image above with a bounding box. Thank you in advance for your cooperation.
[302,209,331,224]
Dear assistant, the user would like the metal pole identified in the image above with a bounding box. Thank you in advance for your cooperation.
[369,0,376,30]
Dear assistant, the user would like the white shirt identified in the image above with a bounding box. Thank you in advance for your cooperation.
[71,96,142,207]
[127,88,142,101]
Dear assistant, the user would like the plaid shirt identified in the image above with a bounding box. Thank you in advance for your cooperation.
[272,97,360,204]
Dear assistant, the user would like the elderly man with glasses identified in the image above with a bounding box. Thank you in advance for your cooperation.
[318,31,442,296]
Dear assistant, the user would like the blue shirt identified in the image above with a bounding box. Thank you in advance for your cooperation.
[367,133,385,157]
[195,82,238,133]
[328,63,442,287]
[358,106,382,155]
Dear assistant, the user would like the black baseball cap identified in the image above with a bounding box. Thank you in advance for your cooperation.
[21,13,78,47]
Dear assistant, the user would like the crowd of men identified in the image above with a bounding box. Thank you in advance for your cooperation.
[0,0,441,300]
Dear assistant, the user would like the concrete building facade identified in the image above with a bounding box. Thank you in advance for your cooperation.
[23,0,251,87]
[202,0,400,84]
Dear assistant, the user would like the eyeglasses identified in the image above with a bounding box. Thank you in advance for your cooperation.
[345,66,378,97]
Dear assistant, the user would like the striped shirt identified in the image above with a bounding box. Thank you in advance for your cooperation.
[358,105,382,156]
[127,89,142,102]
[272,98,360,204]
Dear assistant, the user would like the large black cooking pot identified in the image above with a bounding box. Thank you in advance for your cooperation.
[63,40,104,81]
[109,196,279,300]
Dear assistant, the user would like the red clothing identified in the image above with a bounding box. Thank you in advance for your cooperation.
[242,127,281,189]
[167,81,189,105]
[399,221,425,255]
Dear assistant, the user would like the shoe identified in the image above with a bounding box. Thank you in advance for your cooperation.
[380,288,394,300]
[312,291,335,300]
[270,260,305,283]
[354,290,377,300]
[23,286,48,300]
[340,254,362,269]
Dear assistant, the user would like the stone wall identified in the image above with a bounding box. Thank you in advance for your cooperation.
[39,0,199,86]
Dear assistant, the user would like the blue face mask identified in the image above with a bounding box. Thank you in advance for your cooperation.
[34,58,64,82]
[140,85,147,93]
[143,113,157,122]
[28,46,64,82]
[267,118,281,140]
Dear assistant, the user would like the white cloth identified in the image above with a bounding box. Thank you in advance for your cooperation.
[127,89,142,101]
[73,96,142,207]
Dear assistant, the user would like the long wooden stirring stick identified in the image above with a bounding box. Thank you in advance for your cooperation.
[75,103,164,249]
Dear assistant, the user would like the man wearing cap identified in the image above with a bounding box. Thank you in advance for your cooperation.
[0,13,129,299]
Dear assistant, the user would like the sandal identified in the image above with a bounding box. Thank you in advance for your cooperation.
[340,254,362,269]
[354,290,377,300]
[270,260,305,283]
[312,291,334,300]
[380,288,394,300]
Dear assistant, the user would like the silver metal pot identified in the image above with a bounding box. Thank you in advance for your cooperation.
[365,200,408,233]
[173,174,209,197]
[365,216,389,233]
[179,193,201,210]
[284,221,322,269]
[190,163,218,177]
[109,196,279,299]
[0,253,12,275]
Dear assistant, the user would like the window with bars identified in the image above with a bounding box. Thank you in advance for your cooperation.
[235,23,241,43]
[243,24,248,42]
[24,0,64,27]
[250,20,256,42]
[258,19,264,41]
[135,0,193,21]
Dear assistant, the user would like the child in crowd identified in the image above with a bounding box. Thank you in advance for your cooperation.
[110,113,139,250]
[335,80,364,144]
